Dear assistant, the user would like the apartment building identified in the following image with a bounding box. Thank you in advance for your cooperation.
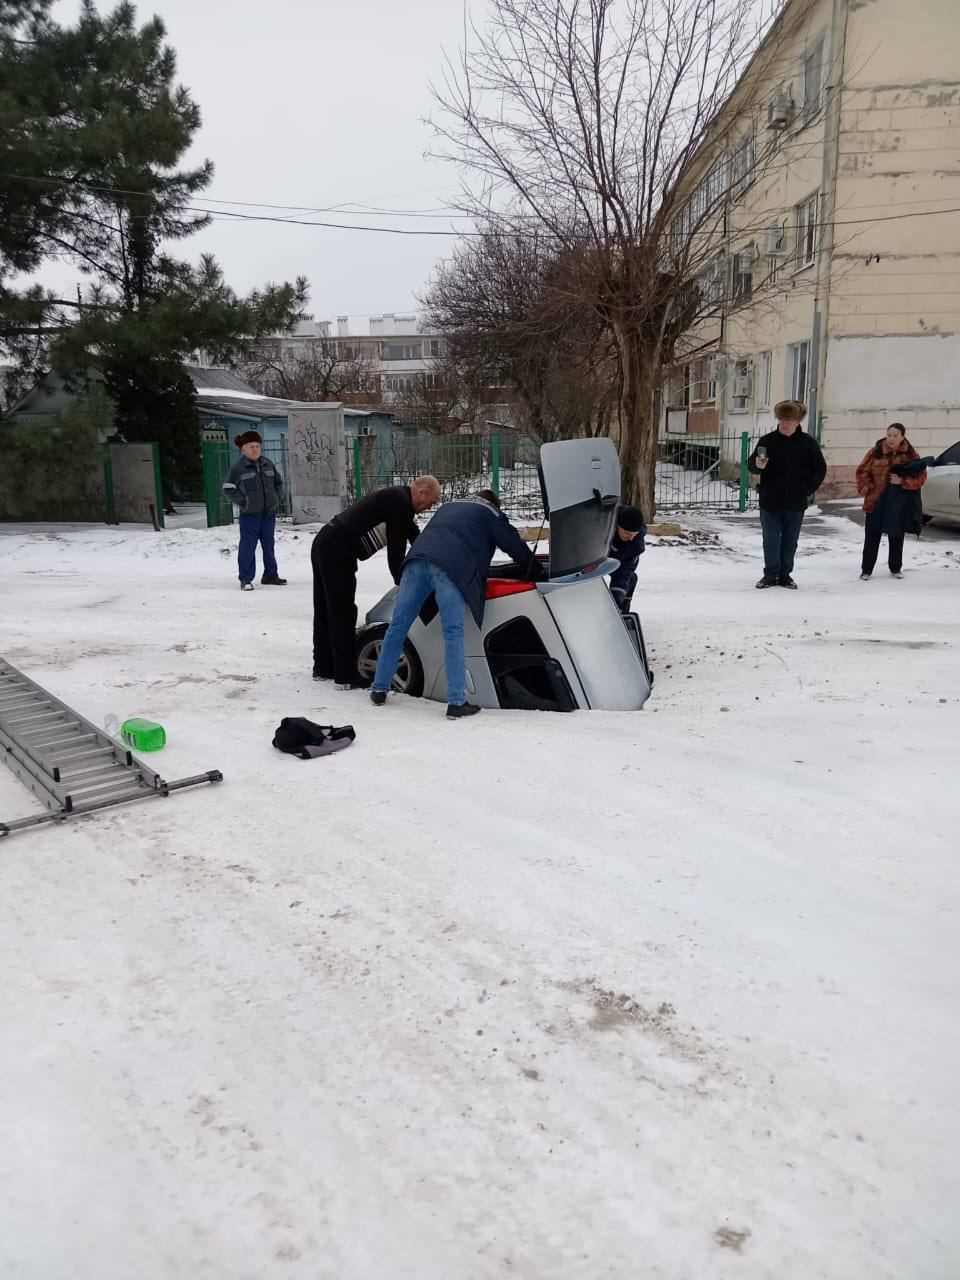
[663,0,960,494]
[268,313,446,404]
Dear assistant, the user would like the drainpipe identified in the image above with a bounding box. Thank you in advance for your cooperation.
[809,0,850,441]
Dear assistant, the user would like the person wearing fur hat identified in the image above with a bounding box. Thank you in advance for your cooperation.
[608,504,647,613]
[855,423,927,580]
[747,399,827,589]
[222,431,287,591]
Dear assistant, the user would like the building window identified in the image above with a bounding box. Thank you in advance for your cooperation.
[386,343,422,361]
[730,358,751,413]
[732,250,754,301]
[802,41,823,122]
[786,341,810,403]
[429,339,443,357]
[671,203,691,257]
[731,130,756,196]
[698,254,726,308]
[757,350,772,408]
[705,358,718,404]
[795,194,819,268]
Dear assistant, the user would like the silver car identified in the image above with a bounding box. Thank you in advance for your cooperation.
[355,439,652,712]
[922,442,960,526]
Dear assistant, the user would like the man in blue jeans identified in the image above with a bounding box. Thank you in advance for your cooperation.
[222,431,286,590]
[747,400,827,590]
[370,491,541,719]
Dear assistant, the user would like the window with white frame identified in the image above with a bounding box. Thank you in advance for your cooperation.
[794,194,819,268]
[787,341,810,403]
[705,357,718,403]
[698,254,726,308]
[731,130,756,196]
[802,41,824,122]
[732,249,754,301]
[730,358,751,413]
[757,350,772,408]
[671,204,690,257]
[386,342,422,361]
[689,361,704,404]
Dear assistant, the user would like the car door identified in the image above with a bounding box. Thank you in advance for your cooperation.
[923,443,960,520]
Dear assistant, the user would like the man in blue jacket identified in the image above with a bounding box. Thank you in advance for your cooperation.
[370,491,541,718]
[222,431,286,590]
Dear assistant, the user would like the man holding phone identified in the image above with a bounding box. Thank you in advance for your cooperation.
[747,400,827,589]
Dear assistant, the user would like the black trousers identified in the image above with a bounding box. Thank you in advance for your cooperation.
[311,526,359,683]
[861,530,904,575]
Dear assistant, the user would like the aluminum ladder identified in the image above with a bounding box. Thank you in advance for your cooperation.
[0,658,222,838]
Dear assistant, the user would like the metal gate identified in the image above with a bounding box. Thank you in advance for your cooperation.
[201,426,234,528]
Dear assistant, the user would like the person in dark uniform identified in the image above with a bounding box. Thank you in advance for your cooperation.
[608,504,647,613]
[311,476,441,689]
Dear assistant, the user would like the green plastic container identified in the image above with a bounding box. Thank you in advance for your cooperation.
[120,718,166,752]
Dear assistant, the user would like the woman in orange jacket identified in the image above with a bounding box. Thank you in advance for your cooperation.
[855,423,927,579]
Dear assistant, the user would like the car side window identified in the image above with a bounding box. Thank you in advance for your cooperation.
[935,442,960,466]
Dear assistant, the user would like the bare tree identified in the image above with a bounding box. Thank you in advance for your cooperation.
[240,337,375,403]
[431,0,826,512]
[424,226,620,443]
[389,359,466,433]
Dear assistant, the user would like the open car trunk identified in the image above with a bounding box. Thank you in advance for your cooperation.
[361,438,651,711]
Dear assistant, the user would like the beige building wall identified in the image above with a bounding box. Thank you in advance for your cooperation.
[662,0,960,496]
[821,0,960,492]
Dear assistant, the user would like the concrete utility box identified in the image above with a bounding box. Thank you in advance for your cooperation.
[286,403,348,525]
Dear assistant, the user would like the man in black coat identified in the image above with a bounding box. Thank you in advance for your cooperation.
[608,504,646,613]
[312,476,441,689]
[747,400,827,589]
[369,491,541,718]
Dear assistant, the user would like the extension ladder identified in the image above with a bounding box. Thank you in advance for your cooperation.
[0,658,222,838]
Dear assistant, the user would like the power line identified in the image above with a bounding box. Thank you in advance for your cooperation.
[0,172,475,221]
[5,172,960,241]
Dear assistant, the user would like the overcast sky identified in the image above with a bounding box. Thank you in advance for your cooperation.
[47,0,481,330]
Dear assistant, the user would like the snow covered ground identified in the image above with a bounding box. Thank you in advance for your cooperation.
[1,510,957,1280]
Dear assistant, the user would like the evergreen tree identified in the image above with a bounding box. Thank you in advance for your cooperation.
[1,1,307,494]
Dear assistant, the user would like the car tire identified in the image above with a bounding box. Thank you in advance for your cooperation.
[355,624,425,697]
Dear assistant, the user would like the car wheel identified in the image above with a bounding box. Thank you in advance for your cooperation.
[355,624,424,697]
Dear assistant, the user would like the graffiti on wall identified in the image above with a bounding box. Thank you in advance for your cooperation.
[287,405,346,524]
[290,422,337,493]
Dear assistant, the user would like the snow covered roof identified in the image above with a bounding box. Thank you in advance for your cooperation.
[185,366,263,397]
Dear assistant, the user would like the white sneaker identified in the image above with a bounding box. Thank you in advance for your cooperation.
[240,582,254,591]
[859,573,871,581]
[890,571,904,579]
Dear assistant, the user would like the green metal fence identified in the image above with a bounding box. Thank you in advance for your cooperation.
[261,437,292,517]
[656,430,763,512]
[351,428,774,519]
[351,432,545,523]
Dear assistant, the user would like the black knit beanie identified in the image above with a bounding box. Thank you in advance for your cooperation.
[617,504,645,531]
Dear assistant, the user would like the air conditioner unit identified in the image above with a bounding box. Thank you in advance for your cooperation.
[767,91,795,130]
[732,374,752,398]
[763,227,786,256]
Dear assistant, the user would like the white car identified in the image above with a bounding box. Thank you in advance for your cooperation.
[922,442,960,526]
[355,438,653,712]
